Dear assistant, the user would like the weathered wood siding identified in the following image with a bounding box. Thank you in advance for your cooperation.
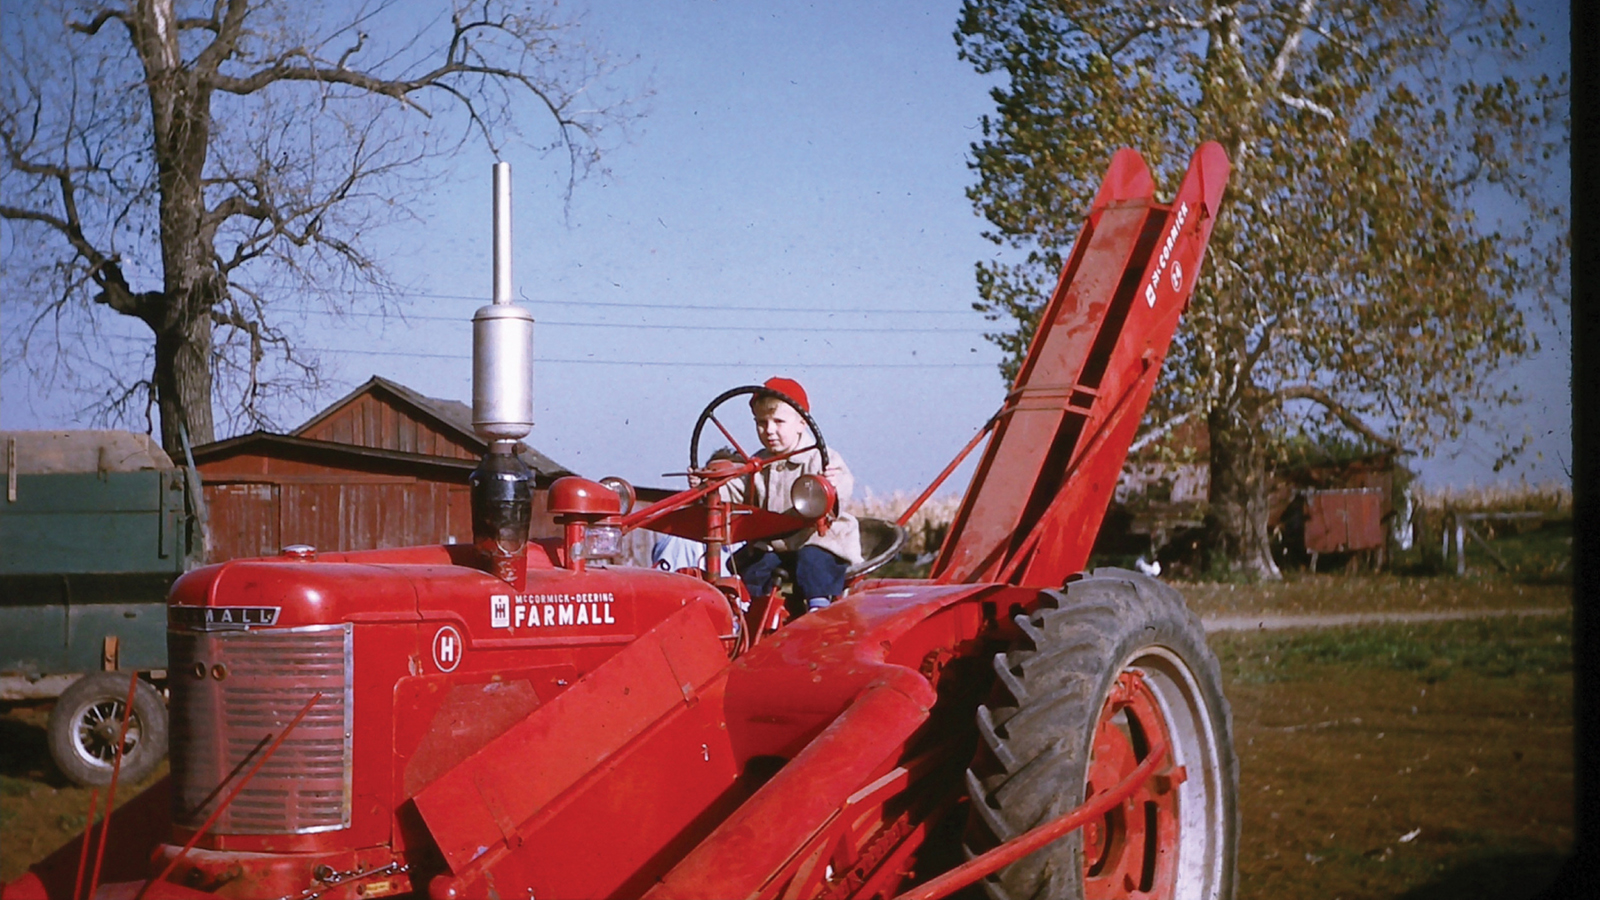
[199,459,553,563]
[297,392,479,460]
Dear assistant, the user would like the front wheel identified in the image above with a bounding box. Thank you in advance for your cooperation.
[47,672,168,787]
[964,569,1238,899]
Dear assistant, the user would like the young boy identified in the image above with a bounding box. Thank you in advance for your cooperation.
[725,377,863,612]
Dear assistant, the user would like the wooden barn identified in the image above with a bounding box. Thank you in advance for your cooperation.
[192,376,573,562]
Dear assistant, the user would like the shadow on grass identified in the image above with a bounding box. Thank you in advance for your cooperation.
[1397,850,1572,900]
[0,707,68,787]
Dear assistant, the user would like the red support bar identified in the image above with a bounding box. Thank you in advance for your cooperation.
[135,691,323,900]
[896,415,998,529]
[85,671,140,900]
[619,445,810,533]
[890,738,1169,900]
[71,789,99,900]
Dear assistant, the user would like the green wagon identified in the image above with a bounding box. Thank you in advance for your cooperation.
[1,430,204,786]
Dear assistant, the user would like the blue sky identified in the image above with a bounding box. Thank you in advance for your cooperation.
[0,0,1570,498]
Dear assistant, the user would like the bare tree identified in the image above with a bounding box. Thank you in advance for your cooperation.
[1,0,639,455]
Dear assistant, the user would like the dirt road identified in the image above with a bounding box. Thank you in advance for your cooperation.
[1202,606,1568,632]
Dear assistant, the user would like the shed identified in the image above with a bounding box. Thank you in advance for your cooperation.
[1102,420,1399,569]
[192,376,573,562]
[1274,452,1397,566]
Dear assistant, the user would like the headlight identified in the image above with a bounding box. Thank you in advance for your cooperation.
[598,476,636,515]
[580,523,623,561]
[790,474,836,519]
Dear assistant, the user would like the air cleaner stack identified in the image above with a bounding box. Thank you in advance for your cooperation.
[469,161,536,582]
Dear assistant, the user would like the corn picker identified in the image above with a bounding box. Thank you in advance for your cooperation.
[6,142,1234,900]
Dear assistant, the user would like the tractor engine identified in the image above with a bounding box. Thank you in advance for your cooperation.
[162,535,735,897]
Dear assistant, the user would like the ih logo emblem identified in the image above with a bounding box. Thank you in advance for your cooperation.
[432,625,463,673]
[491,595,510,628]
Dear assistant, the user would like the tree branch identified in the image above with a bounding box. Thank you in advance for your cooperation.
[1129,408,1197,456]
[1278,92,1336,121]
[1264,0,1318,94]
[1273,384,1403,451]
[68,8,127,36]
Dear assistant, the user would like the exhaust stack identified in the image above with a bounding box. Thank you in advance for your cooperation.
[469,161,535,583]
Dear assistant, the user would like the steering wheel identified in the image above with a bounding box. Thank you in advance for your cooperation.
[689,384,829,473]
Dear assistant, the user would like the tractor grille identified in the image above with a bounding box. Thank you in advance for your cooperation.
[168,625,352,834]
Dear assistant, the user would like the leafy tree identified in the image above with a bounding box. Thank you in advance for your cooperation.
[2,0,638,456]
[955,0,1567,577]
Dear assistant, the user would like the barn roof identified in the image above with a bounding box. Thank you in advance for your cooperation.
[288,375,571,477]
[295,375,469,439]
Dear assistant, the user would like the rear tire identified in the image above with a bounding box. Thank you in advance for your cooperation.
[964,568,1237,899]
[47,672,168,787]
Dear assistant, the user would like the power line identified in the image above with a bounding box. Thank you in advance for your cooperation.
[275,307,984,334]
[43,330,999,366]
[301,347,995,367]
[351,289,985,316]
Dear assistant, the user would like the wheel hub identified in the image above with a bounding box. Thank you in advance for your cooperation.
[79,701,137,764]
[1083,670,1182,899]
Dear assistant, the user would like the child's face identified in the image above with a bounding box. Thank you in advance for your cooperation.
[752,399,806,455]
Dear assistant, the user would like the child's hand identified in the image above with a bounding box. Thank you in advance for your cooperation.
[823,463,844,484]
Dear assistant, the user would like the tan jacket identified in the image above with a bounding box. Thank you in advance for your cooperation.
[723,446,863,565]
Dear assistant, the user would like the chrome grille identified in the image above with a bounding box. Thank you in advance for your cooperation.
[169,625,352,833]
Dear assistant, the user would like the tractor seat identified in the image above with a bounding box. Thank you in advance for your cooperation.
[744,517,909,584]
[847,517,909,580]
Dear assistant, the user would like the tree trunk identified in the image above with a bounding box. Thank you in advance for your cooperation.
[142,23,218,458]
[154,314,215,458]
[1206,403,1281,580]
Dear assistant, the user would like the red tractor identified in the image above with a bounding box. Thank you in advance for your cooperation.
[7,143,1234,900]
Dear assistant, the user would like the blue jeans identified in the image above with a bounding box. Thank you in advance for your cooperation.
[737,544,848,604]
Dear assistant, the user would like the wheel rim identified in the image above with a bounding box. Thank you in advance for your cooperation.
[1084,650,1228,899]
[72,698,142,769]
[1083,670,1178,898]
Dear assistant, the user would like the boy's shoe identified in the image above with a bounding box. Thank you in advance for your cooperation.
[806,596,833,612]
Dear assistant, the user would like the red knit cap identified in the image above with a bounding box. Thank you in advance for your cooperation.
[761,376,809,412]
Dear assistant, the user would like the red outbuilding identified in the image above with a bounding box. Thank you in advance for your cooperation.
[191,376,573,562]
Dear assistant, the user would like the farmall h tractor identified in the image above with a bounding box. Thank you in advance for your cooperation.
[7,143,1235,900]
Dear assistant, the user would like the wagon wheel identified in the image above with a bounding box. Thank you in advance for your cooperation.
[47,672,169,787]
[964,569,1238,899]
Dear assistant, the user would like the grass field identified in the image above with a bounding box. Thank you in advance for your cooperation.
[1217,610,1573,900]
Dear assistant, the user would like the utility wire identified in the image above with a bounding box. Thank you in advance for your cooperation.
[348,289,984,316]
[304,347,995,367]
[37,331,995,368]
[274,307,982,334]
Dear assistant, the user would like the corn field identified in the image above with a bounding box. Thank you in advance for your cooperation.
[1412,480,1571,516]
[845,490,963,556]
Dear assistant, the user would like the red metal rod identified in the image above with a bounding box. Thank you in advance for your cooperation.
[86,671,140,900]
[895,415,998,529]
[705,413,752,464]
[71,788,100,900]
[135,690,323,900]
[620,444,812,532]
[891,738,1169,900]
